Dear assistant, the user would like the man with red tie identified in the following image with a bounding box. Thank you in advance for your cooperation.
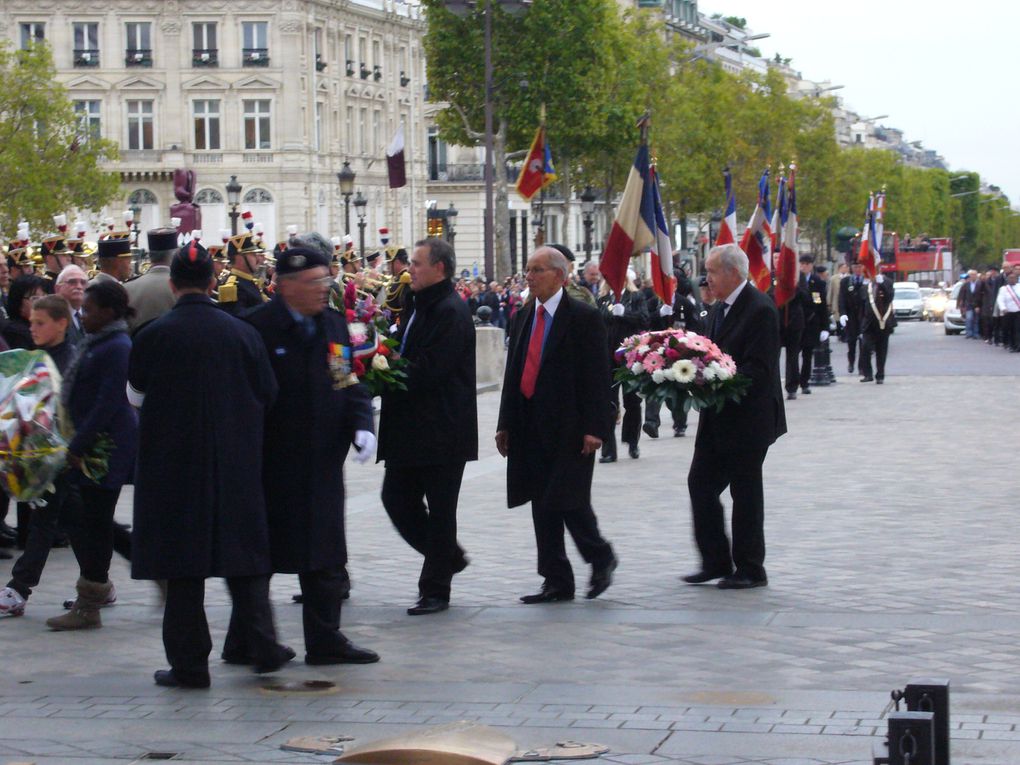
[496,247,617,604]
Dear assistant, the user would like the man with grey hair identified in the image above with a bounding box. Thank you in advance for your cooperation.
[55,265,89,344]
[683,243,785,590]
[125,228,179,333]
[496,246,617,604]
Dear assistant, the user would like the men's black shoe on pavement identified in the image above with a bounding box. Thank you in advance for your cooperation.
[407,596,449,615]
[642,423,659,439]
[848,363,855,373]
[682,569,731,585]
[875,378,884,385]
[786,390,797,400]
[520,586,574,604]
[859,376,874,383]
[599,455,616,464]
[717,574,768,590]
[153,669,211,689]
[628,444,640,459]
[673,426,686,438]
[254,645,296,674]
[587,558,617,600]
[305,640,379,665]
[452,555,470,574]
[800,386,811,394]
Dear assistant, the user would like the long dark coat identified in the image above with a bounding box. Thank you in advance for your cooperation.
[128,295,278,580]
[698,283,787,454]
[497,292,610,509]
[860,277,897,336]
[377,279,478,468]
[246,296,374,573]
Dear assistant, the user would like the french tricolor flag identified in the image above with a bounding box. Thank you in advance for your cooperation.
[739,169,773,292]
[774,164,799,308]
[599,143,675,304]
[714,167,737,245]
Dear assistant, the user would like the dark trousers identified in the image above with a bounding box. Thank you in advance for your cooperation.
[297,568,350,658]
[381,463,467,600]
[531,494,614,592]
[68,484,121,584]
[980,311,994,340]
[859,330,890,380]
[602,382,641,457]
[7,478,77,599]
[1002,312,1019,350]
[799,339,817,390]
[845,323,861,370]
[165,576,280,684]
[644,399,688,433]
[687,444,768,581]
[781,325,803,393]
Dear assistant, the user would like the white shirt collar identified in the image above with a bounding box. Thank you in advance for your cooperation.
[536,287,564,318]
[721,280,749,311]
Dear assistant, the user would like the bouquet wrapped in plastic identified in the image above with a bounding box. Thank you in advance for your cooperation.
[342,281,408,396]
[614,329,752,413]
[0,350,67,501]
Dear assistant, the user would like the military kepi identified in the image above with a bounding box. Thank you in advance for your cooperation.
[171,240,213,282]
[275,246,330,276]
[96,233,132,259]
[147,228,179,252]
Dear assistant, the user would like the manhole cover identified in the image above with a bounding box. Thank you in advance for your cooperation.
[261,679,338,696]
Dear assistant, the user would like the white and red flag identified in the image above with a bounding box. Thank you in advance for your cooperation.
[738,168,773,291]
[773,164,799,308]
[714,167,737,245]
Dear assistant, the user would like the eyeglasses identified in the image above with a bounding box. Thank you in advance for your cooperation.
[60,278,87,286]
[525,267,551,275]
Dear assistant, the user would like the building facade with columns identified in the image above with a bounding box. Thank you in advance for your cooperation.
[1,0,429,252]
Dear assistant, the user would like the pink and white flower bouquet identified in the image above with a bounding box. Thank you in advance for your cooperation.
[614,329,751,412]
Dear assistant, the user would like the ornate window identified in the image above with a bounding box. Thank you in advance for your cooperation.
[243,188,273,204]
[195,189,223,204]
[128,189,158,206]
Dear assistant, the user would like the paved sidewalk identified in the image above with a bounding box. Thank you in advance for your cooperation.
[1,365,1018,763]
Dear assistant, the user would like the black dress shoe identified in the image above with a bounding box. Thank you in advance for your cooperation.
[407,596,449,615]
[587,558,617,600]
[875,378,884,385]
[254,645,296,674]
[153,669,210,689]
[305,640,379,665]
[599,455,617,464]
[520,586,574,604]
[848,363,855,373]
[452,555,470,574]
[642,423,659,439]
[800,387,811,395]
[859,376,874,382]
[682,569,731,584]
[717,574,768,590]
[786,390,797,400]
[673,426,686,438]
[628,444,640,459]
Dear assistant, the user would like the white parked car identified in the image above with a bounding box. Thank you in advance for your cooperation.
[943,281,965,335]
[892,284,924,321]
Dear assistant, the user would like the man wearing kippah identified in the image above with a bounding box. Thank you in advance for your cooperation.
[245,247,379,666]
[129,241,292,689]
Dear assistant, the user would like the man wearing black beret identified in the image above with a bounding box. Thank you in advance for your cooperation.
[129,241,292,688]
[245,247,379,665]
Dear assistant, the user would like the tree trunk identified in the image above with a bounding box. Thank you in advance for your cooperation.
[494,118,512,281]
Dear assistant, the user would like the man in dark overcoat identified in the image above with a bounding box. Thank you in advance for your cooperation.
[839,261,866,372]
[858,273,896,383]
[684,244,786,590]
[378,238,477,615]
[244,246,379,666]
[796,254,829,395]
[128,241,292,689]
[496,246,617,604]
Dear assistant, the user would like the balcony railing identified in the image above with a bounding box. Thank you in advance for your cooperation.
[400,71,410,87]
[243,48,270,66]
[315,54,327,72]
[192,48,218,67]
[243,153,274,163]
[192,153,223,164]
[373,64,382,81]
[346,59,355,76]
[359,63,370,80]
[126,48,153,67]
[74,48,100,67]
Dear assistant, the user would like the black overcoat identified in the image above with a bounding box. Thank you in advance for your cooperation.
[128,294,278,580]
[698,283,787,454]
[246,296,374,573]
[497,292,610,509]
[377,279,478,467]
[860,277,897,336]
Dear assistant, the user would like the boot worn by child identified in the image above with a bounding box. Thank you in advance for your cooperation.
[46,577,113,630]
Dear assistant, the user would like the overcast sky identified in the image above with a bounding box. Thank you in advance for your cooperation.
[700,0,1019,203]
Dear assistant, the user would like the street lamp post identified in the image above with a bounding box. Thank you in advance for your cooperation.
[225,175,242,236]
[353,190,367,264]
[446,203,458,246]
[580,185,596,262]
[337,161,356,236]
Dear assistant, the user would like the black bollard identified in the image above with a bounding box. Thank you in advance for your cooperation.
[809,338,837,386]
[904,680,950,765]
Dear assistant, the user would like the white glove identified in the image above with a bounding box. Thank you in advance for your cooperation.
[839,315,848,327]
[352,430,376,464]
[610,303,625,317]
[658,304,673,317]
[819,330,830,343]
[389,323,399,334]
[876,274,885,284]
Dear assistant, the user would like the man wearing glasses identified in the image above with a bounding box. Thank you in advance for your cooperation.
[54,265,89,345]
[243,246,379,667]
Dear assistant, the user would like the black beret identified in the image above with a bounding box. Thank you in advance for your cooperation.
[275,246,330,276]
[547,243,575,262]
[171,240,213,282]
[147,228,179,252]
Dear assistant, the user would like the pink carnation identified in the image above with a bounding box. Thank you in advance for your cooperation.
[664,347,681,361]
[625,350,640,366]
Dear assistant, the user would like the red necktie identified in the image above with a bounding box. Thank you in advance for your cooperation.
[519,305,545,399]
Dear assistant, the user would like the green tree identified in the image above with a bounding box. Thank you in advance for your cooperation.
[0,42,119,236]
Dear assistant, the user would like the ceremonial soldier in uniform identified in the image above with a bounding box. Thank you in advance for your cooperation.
[382,249,412,326]
[796,255,829,395]
[217,232,268,316]
[776,267,807,401]
[39,235,72,290]
[92,233,134,284]
[858,273,896,384]
[244,247,379,666]
[838,260,866,374]
[124,228,178,334]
